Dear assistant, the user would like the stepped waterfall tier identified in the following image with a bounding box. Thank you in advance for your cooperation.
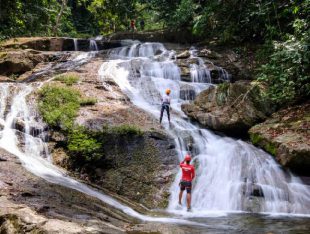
[100,41,310,215]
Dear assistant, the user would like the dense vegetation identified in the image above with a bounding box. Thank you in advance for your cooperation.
[1,0,309,105]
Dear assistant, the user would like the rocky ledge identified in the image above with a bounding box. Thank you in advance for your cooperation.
[249,102,310,176]
[0,37,122,51]
[182,81,273,136]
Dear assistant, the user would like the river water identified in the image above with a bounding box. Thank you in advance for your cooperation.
[0,41,309,232]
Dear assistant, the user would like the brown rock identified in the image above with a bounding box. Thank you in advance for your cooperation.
[182,81,274,135]
[249,102,310,175]
[0,50,49,76]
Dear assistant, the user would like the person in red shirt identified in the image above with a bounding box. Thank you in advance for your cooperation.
[179,154,195,211]
[130,19,135,32]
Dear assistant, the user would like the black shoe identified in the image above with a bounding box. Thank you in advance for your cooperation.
[187,207,191,212]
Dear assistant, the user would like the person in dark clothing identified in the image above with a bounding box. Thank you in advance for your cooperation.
[159,89,171,124]
[140,19,145,30]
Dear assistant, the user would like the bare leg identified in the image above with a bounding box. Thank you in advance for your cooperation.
[186,193,191,209]
[179,190,184,205]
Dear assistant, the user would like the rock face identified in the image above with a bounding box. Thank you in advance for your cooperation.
[59,130,177,209]
[249,102,310,176]
[0,149,132,234]
[182,81,274,135]
[0,50,50,76]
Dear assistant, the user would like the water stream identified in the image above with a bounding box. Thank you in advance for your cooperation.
[90,39,99,51]
[99,41,310,216]
[0,40,309,232]
[0,82,209,227]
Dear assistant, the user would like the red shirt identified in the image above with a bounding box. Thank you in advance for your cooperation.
[180,162,195,182]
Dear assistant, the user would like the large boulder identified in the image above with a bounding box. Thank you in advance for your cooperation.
[249,102,310,176]
[182,81,274,135]
[0,50,49,76]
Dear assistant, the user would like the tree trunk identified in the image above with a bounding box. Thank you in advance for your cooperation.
[52,0,68,36]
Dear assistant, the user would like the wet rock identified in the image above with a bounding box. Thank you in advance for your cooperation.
[182,81,274,135]
[180,84,196,100]
[197,48,221,59]
[178,130,194,147]
[96,40,122,50]
[13,118,47,137]
[181,75,192,82]
[180,68,191,80]
[176,50,191,59]
[249,102,310,176]
[0,75,15,83]
[251,184,264,197]
[243,196,262,213]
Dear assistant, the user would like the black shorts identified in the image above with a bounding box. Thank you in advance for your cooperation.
[180,181,192,193]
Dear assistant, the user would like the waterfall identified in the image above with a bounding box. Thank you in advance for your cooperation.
[73,38,78,51]
[89,39,98,51]
[99,41,310,216]
[0,83,206,227]
[189,47,230,83]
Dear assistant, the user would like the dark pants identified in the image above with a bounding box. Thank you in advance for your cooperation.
[160,104,170,123]
[180,181,192,193]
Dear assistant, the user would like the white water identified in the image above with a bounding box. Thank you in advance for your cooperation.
[73,38,78,51]
[189,47,229,83]
[99,41,310,216]
[89,39,98,51]
[0,71,207,227]
[0,40,309,231]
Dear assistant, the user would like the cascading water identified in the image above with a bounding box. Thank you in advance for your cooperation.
[99,40,310,216]
[73,38,79,51]
[189,47,230,83]
[0,64,207,227]
[0,39,309,233]
[89,39,98,51]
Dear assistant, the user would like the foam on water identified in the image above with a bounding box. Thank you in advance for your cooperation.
[99,41,310,217]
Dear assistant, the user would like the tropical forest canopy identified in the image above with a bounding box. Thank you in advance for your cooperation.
[0,0,309,105]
